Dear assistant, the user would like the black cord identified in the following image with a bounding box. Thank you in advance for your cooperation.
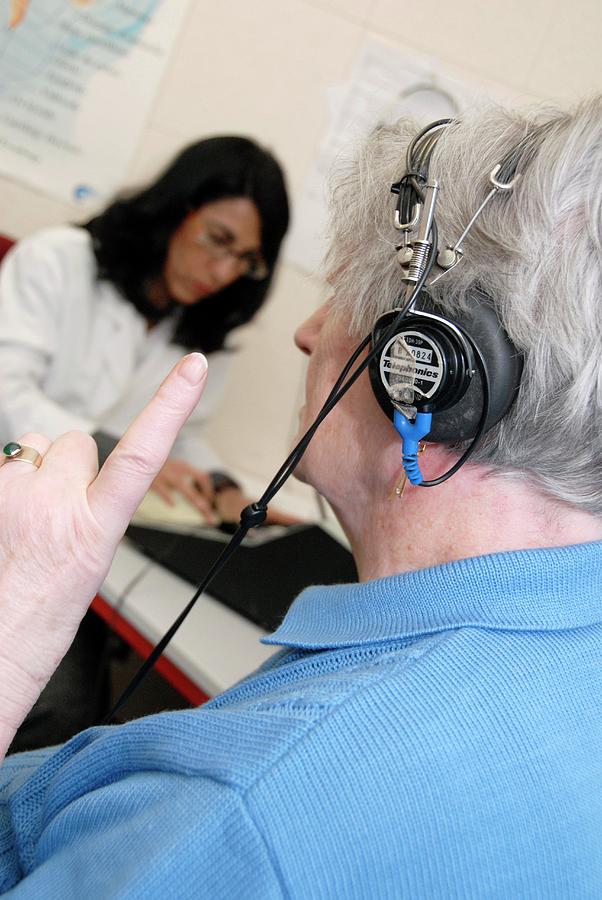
[256,333,373,505]
[103,523,250,723]
[495,121,554,185]
[405,118,452,174]
[96,533,180,723]
[394,119,452,231]
[419,337,491,487]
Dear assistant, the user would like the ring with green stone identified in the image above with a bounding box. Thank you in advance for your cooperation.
[1,442,43,468]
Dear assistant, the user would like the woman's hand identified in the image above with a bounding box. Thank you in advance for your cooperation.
[150,467,303,528]
[0,353,208,759]
[150,458,218,524]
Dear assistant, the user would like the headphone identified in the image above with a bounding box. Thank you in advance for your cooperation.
[368,289,523,444]
[364,118,531,486]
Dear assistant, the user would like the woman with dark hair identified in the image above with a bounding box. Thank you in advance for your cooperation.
[0,135,290,520]
[87,135,287,354]
[0,136,291,750]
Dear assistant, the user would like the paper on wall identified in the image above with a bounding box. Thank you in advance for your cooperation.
[284,37,495,276]
[0,0,190,207]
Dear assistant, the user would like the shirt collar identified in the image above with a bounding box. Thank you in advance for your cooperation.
[263,541,602,650]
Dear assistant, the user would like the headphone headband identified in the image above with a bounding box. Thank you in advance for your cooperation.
[368,117,530,485]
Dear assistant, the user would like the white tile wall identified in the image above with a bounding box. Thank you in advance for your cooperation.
[302,0,376,27]
[370,0,551,90]
[148,0,363,195]
[526,0,602,99]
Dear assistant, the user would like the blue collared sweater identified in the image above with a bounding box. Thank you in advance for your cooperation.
[1,542,601,897]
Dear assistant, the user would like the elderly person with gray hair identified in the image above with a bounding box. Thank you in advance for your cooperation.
[0,99,601,897]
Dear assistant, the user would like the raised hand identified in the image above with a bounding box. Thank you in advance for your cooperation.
[0,353,208,758]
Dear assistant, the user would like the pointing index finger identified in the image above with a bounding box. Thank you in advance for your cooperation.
[89,354,208,537]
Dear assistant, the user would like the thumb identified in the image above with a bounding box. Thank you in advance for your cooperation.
[89,353,208,537]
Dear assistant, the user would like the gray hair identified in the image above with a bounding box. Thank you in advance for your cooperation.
[325,98,602,515]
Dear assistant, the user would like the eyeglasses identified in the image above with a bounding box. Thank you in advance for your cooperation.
[194,228,269,281]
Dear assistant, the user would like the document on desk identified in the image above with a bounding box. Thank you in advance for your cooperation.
[131,492,210,535]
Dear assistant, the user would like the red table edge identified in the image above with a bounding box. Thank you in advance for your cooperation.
[92,594,209,707]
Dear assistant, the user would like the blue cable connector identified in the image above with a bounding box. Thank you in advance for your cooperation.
[393,409,432,485]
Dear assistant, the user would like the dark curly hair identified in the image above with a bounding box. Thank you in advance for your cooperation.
[84,136,289,353]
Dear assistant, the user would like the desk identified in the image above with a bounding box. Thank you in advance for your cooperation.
[94,539,277,705]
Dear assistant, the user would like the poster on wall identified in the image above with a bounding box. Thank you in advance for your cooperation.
[0,0,190,206]
[285,37,512,276]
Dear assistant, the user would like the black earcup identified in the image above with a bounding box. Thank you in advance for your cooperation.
[369,289,523,443]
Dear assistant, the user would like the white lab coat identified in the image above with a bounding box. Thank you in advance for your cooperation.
[0,226,231,469]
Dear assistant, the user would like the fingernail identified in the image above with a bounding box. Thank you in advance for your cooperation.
[178,353,207,385]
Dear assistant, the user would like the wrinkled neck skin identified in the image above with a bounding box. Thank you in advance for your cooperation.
[328,445,602,583]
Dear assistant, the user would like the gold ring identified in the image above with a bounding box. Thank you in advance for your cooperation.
[1,442,43,469]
